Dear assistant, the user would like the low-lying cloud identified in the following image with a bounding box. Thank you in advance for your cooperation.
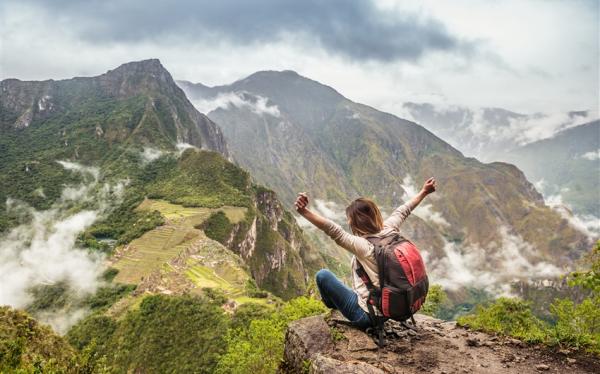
[426,226,562,294]
[506,111,597,146]
[0,161,126,333]
[295,199,347,230]
[401,175,450,227]
[141,147,165,163]
[543,188,600,240]
[192,92,281,118]
[581,149,600,161]
[403,102,598,160]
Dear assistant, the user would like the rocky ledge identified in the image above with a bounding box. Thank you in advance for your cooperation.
[280,312,599,374]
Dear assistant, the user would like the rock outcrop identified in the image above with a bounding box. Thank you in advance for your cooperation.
[281,312,599,374]
[223,188,326,299]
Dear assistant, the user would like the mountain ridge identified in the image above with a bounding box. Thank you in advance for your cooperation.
[179,70,591,286]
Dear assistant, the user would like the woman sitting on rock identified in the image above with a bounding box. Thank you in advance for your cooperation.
[294,177,436,328]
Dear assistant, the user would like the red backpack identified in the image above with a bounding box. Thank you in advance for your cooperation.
[356,233,429,346]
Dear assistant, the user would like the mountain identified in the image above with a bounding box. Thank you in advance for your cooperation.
[0,60,326,301]
[503,120,600,217]
[179,71,591,286]
[401,103,529,161]
[402,102,599,218]
[401,102,594,163]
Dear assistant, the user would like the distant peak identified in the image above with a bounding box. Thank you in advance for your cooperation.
[106,59,168,76]
[242,70,302,81]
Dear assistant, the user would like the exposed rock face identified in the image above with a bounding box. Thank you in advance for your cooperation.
[224,188,326,299]
[281,312,599,374]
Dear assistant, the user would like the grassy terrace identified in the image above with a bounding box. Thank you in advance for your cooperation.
[109,199,267,307]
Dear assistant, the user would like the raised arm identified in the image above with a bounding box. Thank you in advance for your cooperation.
[295,192,372,257]
[384,177,436,230]
[294,193,329,231]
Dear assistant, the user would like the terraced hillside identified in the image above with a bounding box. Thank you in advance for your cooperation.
[106,199,274,317]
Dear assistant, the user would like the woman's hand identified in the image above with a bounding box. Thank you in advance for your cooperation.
[294,192,309,214]
[421,177,436,195]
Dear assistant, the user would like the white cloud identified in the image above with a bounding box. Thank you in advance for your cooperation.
[313,199,347,223]
[506,111,598,145]
[175,142,197,155]
[428,226,563,293]
[533,182,599,240]
[192,92,280,117]
[0,161,126,333]
[581,149,600,161]
[56,160,99,181]
[141,147,164,163]
[401,175,449,227]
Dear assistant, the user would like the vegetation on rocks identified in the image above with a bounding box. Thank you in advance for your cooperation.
[0,306,78,373]
[215,296,327,374]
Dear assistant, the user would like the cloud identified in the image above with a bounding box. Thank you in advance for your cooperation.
[294,199,347,230]
[175,142,198,156]
[543,190,600,240]
[581,149,600,160]
[313,199,347,223]
[8,0,468,63]
[428,226,562,293]
[56,160,99,181]
[0,161,126,333]
[506,110,598,145]
[1,0,597,119]
[192,92,280,117]
[401,175,450,227]
[141,147,164,163]
[403,102,598,160]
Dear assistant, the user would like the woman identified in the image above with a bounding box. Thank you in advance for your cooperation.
[294,177,436,328]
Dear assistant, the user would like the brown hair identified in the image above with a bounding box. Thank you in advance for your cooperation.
[345,197,384,237]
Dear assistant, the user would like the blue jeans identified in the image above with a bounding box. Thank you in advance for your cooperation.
[315,269,372,329]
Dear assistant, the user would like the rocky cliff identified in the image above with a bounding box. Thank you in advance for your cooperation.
[220,188,325,299]
[281,312,599,373]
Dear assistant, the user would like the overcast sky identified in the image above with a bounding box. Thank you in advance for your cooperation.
[1,0,598,117]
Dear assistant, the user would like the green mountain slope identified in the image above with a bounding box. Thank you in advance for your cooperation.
[179,71,590,276]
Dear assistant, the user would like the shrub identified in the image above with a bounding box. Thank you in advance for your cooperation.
[549,296,600,352]
[420,284,447,317]
[215,296,327,374]
[457,297,548,343]
[201,211,233,244]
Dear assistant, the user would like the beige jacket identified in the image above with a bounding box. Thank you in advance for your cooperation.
[321,203,413,313]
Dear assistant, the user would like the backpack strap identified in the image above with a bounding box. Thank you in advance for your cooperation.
[355,261,380,322]
[356,242,388,347]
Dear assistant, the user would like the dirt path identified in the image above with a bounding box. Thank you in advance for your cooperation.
[281,312,600,374]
